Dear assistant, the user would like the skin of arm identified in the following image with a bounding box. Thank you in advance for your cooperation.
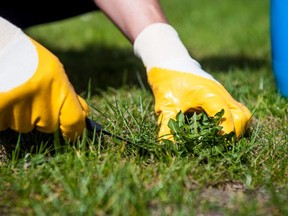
[93,0,168,42]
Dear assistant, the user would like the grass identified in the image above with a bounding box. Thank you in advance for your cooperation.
[1,0,288,215]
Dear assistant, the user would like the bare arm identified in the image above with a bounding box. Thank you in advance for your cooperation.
[93,0,168,42]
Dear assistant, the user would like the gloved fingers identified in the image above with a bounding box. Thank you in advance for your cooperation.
[191,80,251,138]
[238,101,252,120]
[59,93,88,141]
[157,109,179,141]
[199,94,237,136]
[0,104,34,133]
[77,95,90,116]
[227,101,252,137]
[200,92,252,138]
[157,97,251,141]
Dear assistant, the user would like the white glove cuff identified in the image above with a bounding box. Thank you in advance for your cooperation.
[0,17,37,92]
[133,23,214,80]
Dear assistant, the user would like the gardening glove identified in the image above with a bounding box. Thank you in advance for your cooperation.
[0,17,89,141]
[134,23,251,141]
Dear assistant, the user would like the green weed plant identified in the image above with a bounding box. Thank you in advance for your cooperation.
[166,110,235,156]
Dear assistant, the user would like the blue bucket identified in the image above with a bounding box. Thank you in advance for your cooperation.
[271,0,288,97]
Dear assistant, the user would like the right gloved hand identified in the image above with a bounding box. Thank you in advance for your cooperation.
[0,18,89,141]
[147,67,251,140]
[134,23,252,141]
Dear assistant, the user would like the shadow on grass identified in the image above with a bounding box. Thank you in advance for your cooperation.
[51,45,148,95]
[46,43,270,95]
[199,54,271,72]
[0,129,59,162]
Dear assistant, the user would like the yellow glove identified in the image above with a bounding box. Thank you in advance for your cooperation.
[147,68,251,140]
[0,18,89,140]
[134,23,251,141]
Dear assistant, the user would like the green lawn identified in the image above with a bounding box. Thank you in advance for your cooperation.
[1,0,288,215]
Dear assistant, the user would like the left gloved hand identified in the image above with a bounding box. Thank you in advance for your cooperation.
[0,17,89,141]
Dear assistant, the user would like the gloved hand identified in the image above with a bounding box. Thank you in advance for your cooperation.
[0,18,89,140]
[134,23,251,141]
[147,68,251,140]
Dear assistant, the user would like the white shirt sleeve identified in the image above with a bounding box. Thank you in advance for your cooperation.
[0,17,38,92]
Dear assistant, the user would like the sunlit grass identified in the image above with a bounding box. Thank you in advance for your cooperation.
[1,0,288,215]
